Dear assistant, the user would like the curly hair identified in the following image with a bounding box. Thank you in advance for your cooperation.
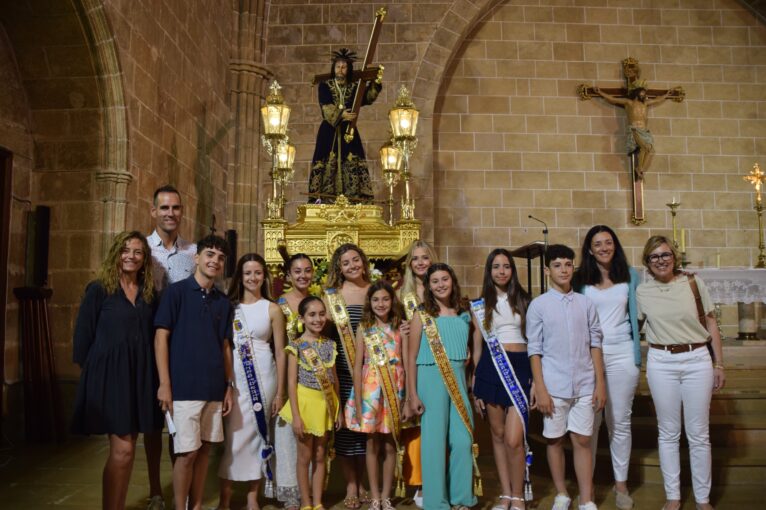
[325,243,370,289]
[360,280,404,330]
[227,253,271,305]
[422,263,466,316]
[96,231,154,303]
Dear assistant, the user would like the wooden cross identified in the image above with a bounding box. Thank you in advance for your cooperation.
[578,58,685,225]
[312,7,387,143]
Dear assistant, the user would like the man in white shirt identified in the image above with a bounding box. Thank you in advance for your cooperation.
[148,185,197,291]
[144,185,197,510]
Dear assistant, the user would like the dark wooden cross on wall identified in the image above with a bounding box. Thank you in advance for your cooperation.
[577,58,685,225]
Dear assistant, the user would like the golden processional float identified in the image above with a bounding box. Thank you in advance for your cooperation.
[259,80,422,278]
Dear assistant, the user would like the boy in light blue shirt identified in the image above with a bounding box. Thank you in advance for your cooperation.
[527,244,605,510]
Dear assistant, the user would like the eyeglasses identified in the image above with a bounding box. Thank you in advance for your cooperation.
[647,252,673,264]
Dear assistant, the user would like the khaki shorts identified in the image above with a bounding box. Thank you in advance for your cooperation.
[542,394,594,439]
[172,400,224,454]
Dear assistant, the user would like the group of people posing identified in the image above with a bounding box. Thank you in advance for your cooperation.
[72,186,726,510]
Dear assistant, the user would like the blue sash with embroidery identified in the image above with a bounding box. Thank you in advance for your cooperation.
[234,311,275,496]
[470,298,533,501]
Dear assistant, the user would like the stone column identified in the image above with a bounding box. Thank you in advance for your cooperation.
[229,0,273,254]
[95,170,132,254]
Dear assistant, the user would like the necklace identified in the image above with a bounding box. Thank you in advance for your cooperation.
[333,79,348,109]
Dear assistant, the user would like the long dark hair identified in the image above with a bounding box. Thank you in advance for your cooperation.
[480,249,530,336]
[361,280,404,330]
[228,253,271,305]
[573,225,630,288]
[423,263,465,316]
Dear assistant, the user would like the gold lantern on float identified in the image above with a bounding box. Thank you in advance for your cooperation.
[389,85,419,220]
[276,138,296,211]
[260,80,291,219]
[379,139,402,225]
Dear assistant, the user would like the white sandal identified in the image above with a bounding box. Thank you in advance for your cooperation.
[491,495,513,510]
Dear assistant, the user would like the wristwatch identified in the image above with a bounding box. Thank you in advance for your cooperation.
[226,380,235,389]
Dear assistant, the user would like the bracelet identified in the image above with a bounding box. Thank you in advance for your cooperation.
[713,363,724,370]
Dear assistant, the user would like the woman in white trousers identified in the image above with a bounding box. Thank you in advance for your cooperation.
[574,225,641,510]
[637,236,725,510]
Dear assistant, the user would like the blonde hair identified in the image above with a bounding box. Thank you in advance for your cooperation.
[97,231,155,303]
[325,243,370,289]
[641,235,681,273]
[399,240,438,297]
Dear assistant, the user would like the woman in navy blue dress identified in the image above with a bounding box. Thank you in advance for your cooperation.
[72,231,163,509]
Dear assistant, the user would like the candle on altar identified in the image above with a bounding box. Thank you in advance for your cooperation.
[681,228,686,253]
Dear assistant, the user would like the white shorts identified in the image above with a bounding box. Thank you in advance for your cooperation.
[543,394,594,439]
[172,400,224,454]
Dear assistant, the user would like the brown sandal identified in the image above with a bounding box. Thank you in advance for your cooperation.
[343,497,360,510]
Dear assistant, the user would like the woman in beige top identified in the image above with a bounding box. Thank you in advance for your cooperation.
[636,236,725,510]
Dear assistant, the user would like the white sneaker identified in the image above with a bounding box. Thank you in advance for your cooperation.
[413,488,423,509]
[578,502,598,510]
[613,488,634,510]
[552,494,571,510]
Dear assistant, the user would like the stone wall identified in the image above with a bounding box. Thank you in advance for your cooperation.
[264,0,764,337]
[0,25,33,385]
[433,0,766,336]
[103,0,233,240]
[0,0,236,383]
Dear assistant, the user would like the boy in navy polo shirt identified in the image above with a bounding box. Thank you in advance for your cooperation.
[154,235,234,510]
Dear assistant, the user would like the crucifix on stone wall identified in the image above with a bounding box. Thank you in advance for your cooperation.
[578,58,685,225]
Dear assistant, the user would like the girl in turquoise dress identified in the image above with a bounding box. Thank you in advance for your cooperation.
[406,263,479,510]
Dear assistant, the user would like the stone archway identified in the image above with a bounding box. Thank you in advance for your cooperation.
[407,0,505,240]
[76,0,132,252]
[0,0,130,389]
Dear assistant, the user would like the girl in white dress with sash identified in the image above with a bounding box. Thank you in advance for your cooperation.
[215,254,286,510]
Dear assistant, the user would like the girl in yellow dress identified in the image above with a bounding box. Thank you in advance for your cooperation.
[279,297,341,510]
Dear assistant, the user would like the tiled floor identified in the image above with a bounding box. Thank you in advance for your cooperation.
[0,435,758,509]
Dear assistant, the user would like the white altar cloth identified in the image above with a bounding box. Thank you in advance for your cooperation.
[640,268,766,304]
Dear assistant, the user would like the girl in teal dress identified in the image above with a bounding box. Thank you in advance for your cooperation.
[406,263,480,510]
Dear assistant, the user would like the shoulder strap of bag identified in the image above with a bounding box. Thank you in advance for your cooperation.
[687,274,707,328]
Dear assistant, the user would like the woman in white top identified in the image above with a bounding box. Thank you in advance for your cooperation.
[215,253,287,510]
[573,225,641,510]
[471,249,531,510]
[637,236,725,510]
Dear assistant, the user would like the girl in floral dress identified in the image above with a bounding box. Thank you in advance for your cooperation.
[345,281,406,510]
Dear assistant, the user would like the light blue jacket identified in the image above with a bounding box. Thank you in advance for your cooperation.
[575,266,642,367]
